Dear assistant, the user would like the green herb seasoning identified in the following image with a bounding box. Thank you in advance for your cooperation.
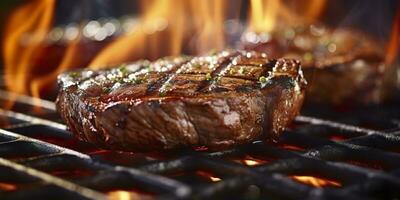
[143,65,152,72]
[214,76,221,82]
[205,73,212,81]
[134,77,142,84]
[110,76,122,83]
[69,72,80,79]
[118,64,128,75]
[159,91,166,97]
[142,74,149,82]
[238,67,247,74]
[163,82,172,90]
[284,28,295,39]
[193,63,202,69]
[159,82,172,97]
[259,76,267,83]
[303,52,313,62]
[131,75,147,84]
[103,87,111,93]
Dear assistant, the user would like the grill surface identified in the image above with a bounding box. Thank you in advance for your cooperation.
[0,89,400,200]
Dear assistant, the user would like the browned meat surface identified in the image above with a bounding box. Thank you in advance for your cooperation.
[56,50,306,151]
[243,26,396,106]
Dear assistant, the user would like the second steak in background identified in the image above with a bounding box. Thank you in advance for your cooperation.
[243,25,396,106]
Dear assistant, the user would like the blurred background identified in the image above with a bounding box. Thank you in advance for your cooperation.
[0,0,398,99]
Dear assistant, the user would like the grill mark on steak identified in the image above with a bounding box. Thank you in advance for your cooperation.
[262,59,277,76]
[206,54,277,93]
[195,51,240,92]
[156,58,199,97]
[203,53,242,92]
[56,50,306,151]
[145,58,191,95]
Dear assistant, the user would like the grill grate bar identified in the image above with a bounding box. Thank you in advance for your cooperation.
[0,157,107,200]
[0,127,192,198]
[295,116,386,135]
[0,89,400,199]
[0,108,66,130]
[0,90,56,111]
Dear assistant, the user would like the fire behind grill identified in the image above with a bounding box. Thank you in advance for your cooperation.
[0,90,400,200]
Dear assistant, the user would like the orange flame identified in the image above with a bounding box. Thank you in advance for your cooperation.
[249,0,281,33]
[3,0,55,95]
[248,0,326,33]
[2,0,228,97]
[236,156,269,166]
[0,0,332,98]
[291,175,341,188]
[89,0,183,68]
[2,0,326,98]
[89,0,227,69]
[30,35,83,98]
[385,8,400,65]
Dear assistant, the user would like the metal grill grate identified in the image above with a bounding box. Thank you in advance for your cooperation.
[0,90,400,200]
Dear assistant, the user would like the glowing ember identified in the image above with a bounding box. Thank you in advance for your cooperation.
[108,191,131,200]
[280,144,304,151]
[108,190,154,200]
[243,159,260,166]
[329,135,347,141]
[0,182,17,191]
[196,171,222,182]
[236,156,269,166]
[291,175,341,187]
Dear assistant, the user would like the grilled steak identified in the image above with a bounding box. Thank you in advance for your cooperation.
[56,50,306,151]
[243,26,396,106]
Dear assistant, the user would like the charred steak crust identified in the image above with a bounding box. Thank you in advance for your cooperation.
[56,50,306,151]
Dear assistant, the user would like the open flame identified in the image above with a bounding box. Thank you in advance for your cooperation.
[249,0,281,33]
[2,0,228,98]
[291,175,341,188]
[247,0,326,33]
[385,8,399,65]
[3,0,55,96]
[89,0,228,68]
[1,0,397,99]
